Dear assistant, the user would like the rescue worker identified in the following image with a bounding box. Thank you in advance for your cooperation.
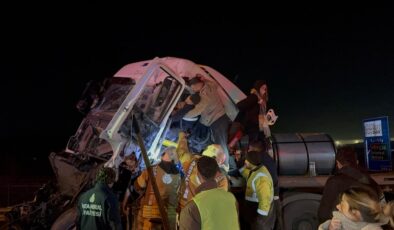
[121,153,140,229]
[76,166,122,230]
[175,131,194,165]
[179,156,240,230]
[176,132,229,212]
[248,139,283,229]
[134,147,181,230]
[183,74,234,171]
[240,150,275,230]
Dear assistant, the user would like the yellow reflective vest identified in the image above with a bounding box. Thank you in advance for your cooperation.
[240,165,274,216]
[193,188,239,230]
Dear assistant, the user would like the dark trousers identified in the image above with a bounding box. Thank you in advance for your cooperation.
[210,114,236,170]
[274,199,283,230]
[240,200,276,230]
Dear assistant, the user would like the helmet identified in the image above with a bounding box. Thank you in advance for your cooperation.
[202,144,223,158]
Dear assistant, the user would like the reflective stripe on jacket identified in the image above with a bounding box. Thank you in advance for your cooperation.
[240,165,274,216]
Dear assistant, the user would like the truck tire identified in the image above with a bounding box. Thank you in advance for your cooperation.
[281,193,321,230]
[51,208,77,230]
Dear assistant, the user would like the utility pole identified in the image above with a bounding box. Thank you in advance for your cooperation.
[132,117,170,230]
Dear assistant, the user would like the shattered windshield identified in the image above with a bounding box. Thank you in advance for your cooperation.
[96,78,135,113]
[136,76,183,124]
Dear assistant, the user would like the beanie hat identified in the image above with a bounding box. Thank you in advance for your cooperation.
[253,80,267,91]
[246,151,264,166]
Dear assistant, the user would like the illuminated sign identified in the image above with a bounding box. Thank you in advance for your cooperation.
[363,116,392,171]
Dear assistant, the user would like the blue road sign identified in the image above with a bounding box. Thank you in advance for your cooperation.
[363,116,392,171]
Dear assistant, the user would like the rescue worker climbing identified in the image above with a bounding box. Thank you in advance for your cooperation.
[183,74,234,171]
[76,166,122,230]
[134,147,181,230]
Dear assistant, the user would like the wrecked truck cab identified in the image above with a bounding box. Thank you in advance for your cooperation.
[68,57,245,169]
[68,57,244,168]
[3,57,246,229]
[67,62,183,169]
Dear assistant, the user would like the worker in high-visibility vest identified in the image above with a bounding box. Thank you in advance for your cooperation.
[239,150,275,230]
[179,156,239,230]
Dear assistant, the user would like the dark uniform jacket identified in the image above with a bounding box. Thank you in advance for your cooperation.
[317,166,383,224]
[76,182,122,230]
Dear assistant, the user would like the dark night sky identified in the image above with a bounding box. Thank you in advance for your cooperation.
[1,6,394,175]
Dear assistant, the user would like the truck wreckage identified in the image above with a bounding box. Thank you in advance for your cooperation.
[2,57,394,230]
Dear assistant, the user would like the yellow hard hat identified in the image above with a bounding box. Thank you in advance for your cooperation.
[162,139,178,148]
[202,144,222,158]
